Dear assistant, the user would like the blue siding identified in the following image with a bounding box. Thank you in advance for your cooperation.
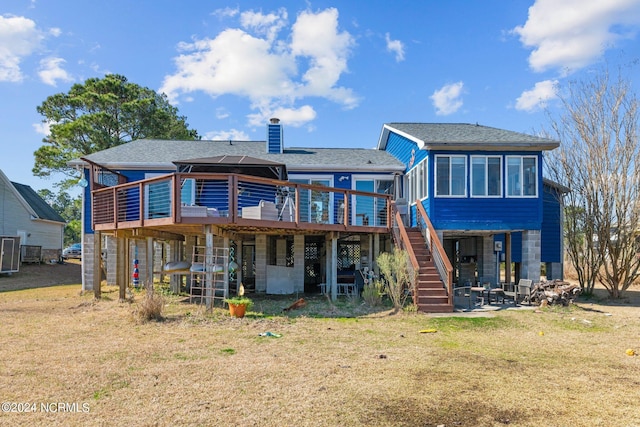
[267,123,282,154]
[492,185,563,264]
[495,233,523,262]
[385,132,426,172]
[429,197,541,230]
[541,184,563,263]
[424,151,544,232]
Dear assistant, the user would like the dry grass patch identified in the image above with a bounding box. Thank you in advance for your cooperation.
[0,284,639,426]
[131,290,165,323]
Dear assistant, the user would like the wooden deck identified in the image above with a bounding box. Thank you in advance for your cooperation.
[91,172,392,237]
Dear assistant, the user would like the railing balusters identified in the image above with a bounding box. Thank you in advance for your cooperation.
[91,172,392,233]
[390,202,420,304]
[415,202,454,306]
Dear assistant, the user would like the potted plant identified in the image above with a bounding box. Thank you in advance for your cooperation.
[224,283,252,318]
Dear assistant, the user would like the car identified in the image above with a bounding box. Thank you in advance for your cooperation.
[62,243,82,259]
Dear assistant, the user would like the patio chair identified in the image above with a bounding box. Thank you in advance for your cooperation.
[500,282,517,304]
[487,284,507,304]
[516,279,533,305]
[453,284,472,309]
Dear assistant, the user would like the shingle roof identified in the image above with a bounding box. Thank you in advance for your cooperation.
[75,139,405,172]
[11,182,66,223]
[381,123,559,150]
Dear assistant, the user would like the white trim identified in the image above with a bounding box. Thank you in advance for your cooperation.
[470,155,502,198]
[505,155,538,198]
[352,175,394,227]
[434,154,467,197]
[71,161,405,173]
[0,169,39,218]
[289,175,334,224]
[380,124,426,149]
[405,158,428,204]
[287,174,335,185]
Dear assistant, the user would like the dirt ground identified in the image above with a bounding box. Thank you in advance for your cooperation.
[0,259,81,292]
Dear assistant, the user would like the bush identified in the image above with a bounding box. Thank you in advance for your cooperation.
[376,248,415,311]
[362,280,385,307]
[134,291,165,322]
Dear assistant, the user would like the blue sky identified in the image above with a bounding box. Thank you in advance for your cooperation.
[2,0,640,194]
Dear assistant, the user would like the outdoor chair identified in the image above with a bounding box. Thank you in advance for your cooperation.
[453,284,472,309]
[500,282,517,304]
[487,285,507,304]
[516,279,533,305]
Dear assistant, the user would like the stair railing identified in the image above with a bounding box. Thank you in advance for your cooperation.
[390,202,420,304]
[415,202,454,306]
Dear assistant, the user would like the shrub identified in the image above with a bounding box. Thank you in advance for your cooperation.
[362,280,385,307]
[134,290,165,322]
[376,247,415,311]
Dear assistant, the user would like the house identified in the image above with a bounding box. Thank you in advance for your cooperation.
[72,118,405,306]
[0,169,66,267]
[377,123,563,289]
[72,120,564,313]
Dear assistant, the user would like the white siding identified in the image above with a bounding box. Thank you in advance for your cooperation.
[0,177,64,251]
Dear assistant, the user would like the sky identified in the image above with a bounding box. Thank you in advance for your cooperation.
[2,0,640,195]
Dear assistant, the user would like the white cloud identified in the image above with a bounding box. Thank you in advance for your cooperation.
[160,7,357,129]
[0,15,44,82]
[240,8,287,42]
[247,104,316,127]
[430,81,464,115]
[513,0,640,73]
[162,29,297,101]
[385,33,405,62]
[32,121,50,136]
[290,8,357,107]
[49,27,61,37]
[515,79,558,112]
[215,107,230,119]
[38,57,73,86]
[203,129,250,140]
[212,7,239,19]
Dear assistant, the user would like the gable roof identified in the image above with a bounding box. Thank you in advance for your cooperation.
[71,139,405,173]
[378,123,560,151]
[10,182,66,223]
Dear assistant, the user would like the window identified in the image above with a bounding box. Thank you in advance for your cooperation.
[435,155,466,196]
[181,178,195,205]
[354,177,394,226]
[506,156,538,197]
[471,156,502,197]
[406,159,428,202]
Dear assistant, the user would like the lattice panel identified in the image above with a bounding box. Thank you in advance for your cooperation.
[338,243,360,269]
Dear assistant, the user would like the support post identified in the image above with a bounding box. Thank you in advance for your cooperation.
[328,233,338,300]
[146,237,154,291]
[505,233,512,285]
[205,225,214,309]
[223,236,230,300]
[93,232,102,299]
[235,239,243,289]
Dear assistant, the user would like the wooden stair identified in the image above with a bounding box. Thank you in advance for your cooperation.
[405,227,453,313]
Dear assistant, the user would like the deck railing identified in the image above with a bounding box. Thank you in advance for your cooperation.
[91,172,392,232]
[415,202,454,306]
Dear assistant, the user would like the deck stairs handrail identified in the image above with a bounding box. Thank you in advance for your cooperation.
[415,202,454,306]
[390,202,420,303]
